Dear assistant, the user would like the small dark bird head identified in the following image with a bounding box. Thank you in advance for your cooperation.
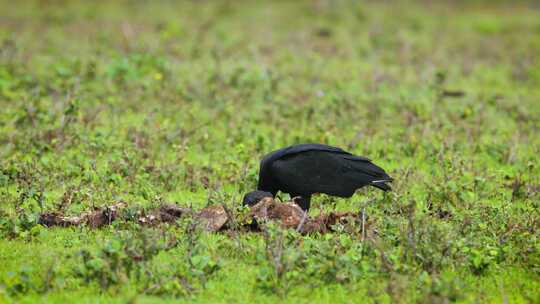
[242,190,273,207]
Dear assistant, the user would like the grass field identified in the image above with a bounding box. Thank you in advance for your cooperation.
[1,0,539,303]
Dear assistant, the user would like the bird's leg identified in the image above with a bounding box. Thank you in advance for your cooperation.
[292,194,311,211]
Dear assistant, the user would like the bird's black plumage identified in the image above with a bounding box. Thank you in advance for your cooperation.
[248,143,392,210]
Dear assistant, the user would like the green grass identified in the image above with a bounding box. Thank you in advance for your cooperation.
[1,0,539,303]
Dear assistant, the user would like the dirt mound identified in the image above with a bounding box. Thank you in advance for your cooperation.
[247,198,305,228]
[137,204,192,225]
[38,198,363,235]
[39,202,127,228]
[196,205,229,232]
[246,198,359,234]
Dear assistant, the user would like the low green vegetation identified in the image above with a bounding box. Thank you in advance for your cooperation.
[1,0,539,303]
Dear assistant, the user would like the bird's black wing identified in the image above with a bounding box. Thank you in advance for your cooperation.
[340,154,393,191]
[260,143,369,169]
[270,149,391,197]
[258,144,352,190]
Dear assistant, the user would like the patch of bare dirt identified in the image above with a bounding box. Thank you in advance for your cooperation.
[39,202,128,228]
[38,198,366,235]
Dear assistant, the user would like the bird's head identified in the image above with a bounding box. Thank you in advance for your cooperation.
[242,190,274,207]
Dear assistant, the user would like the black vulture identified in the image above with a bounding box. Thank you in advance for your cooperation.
[243,143,392,210]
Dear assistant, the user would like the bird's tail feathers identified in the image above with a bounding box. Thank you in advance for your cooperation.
[344,157,389,178]
[371,179,393,191]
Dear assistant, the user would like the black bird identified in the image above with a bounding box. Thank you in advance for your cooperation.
[243,143,392,210]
